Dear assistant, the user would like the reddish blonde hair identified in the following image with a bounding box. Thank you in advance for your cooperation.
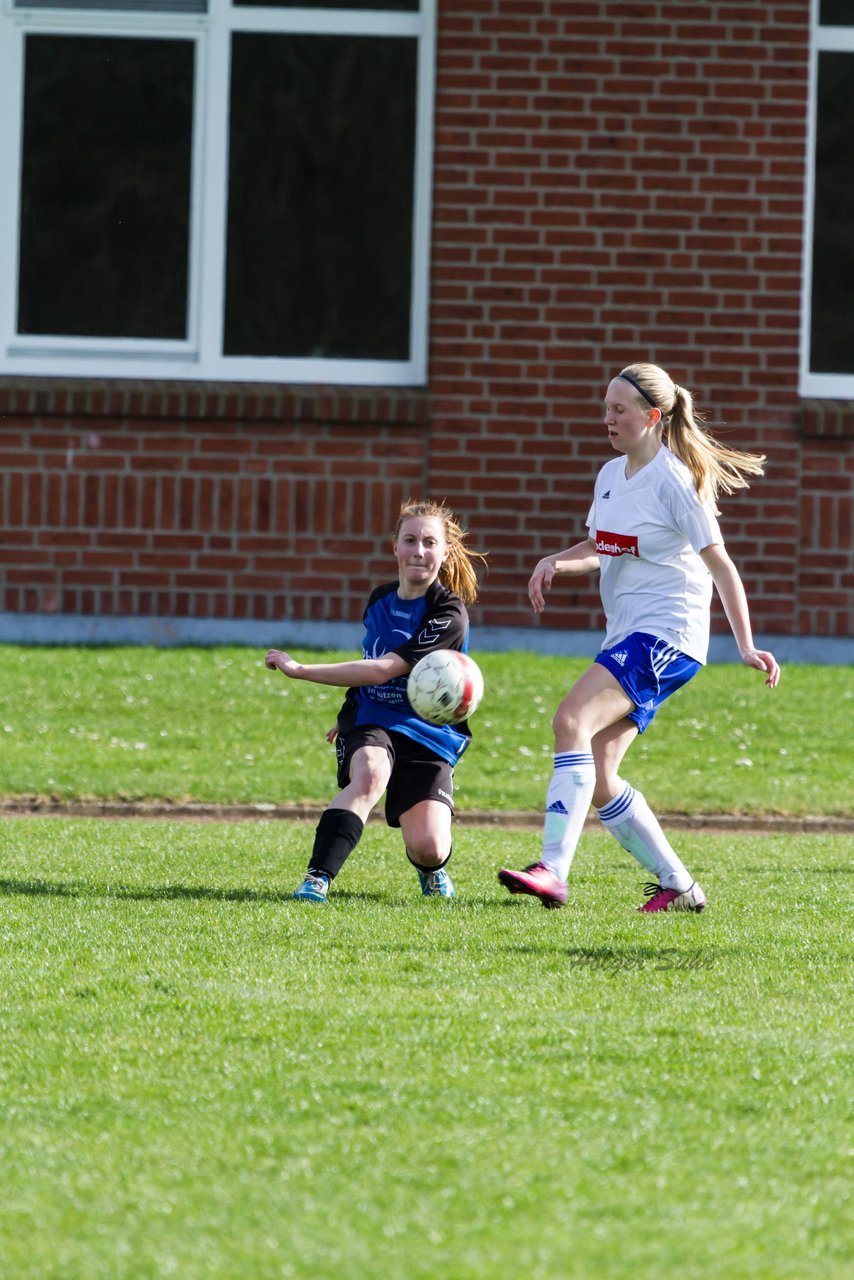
[394,500,487,606]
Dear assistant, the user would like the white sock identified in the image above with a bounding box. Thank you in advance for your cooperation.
[596,781,693,891]
[541,752,596,882]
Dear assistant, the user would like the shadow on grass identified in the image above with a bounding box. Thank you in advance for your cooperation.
[0,878,406,907]
[0,877,291,904]
[329,889,402,904]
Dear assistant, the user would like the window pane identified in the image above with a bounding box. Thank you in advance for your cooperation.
[13,1,206,11]
[232,2,418,10]
[819,1,854,24]
[18,35,194,340]
[810,52,854,374]
[224,33,416,360]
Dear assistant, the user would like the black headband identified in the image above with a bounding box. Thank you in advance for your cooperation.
[617,371,659,410]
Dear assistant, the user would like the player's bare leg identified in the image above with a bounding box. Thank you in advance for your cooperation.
[401,799,455,898]
[592,718,705,911]
[332,745,392,822]
[500,664,632,907]
[294,746,391,903]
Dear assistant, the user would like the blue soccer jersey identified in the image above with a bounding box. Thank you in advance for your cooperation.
[336,580,473,763]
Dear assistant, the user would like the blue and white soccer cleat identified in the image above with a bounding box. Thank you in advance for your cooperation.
[417,867,456,898]
[293,870,330,904]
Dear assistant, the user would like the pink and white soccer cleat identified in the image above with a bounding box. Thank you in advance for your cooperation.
[498,861,568,909]
[638,880,706,913]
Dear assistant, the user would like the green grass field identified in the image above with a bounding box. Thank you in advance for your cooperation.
[1,821,851,1280]
[0,647,851,1278]
[0,646,851,814]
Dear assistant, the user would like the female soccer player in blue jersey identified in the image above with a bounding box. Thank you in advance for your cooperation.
[266,500,487,904]
[499,362,781,913]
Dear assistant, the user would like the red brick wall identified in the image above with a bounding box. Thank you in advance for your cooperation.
[0,385,430,623]
[797,404,854,637]
[0,1,852,642]
[428,0,851,641]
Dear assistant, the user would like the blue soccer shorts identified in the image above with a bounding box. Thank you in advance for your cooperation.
[594,631,701,733]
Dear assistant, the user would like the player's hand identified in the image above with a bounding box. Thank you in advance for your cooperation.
[741,648,780,688]
[265,648,300,677]
[326,723,339,744]
[528,558,556,613]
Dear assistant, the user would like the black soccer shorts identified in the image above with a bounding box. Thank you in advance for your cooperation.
[335,724,454,828]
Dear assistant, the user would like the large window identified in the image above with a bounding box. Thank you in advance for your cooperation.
[0,0,434,384]
[802,0,854,395]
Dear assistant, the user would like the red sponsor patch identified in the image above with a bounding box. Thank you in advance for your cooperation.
[595,529,639,558]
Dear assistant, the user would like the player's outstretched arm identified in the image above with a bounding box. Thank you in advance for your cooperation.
[265,649,410,687]
[528,538,599,613]
[700,544,781,688]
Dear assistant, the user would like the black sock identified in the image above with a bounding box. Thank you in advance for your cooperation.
[308,808,365,880]
[406,846,452,875]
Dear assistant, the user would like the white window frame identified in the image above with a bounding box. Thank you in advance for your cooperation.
[0,0,435,385]
[800,1,854,398]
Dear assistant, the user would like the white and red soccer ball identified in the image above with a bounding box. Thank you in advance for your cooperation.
[407,650,484,726]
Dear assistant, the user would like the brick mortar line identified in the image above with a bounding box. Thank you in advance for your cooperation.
[0,799,850,835]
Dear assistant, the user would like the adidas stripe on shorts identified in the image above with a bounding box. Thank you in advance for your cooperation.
[594,631,701,733]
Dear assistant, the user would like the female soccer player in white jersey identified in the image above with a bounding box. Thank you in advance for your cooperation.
[265,500,486,904]
[499,362,780,913]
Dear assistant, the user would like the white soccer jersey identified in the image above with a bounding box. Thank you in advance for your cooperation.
[585,446,723,663]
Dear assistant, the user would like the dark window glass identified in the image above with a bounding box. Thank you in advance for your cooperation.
[811,52,854,374]
[18,35,193,339]
[224,33,416,360]
[233,2,418,10]
[819,1,854,24]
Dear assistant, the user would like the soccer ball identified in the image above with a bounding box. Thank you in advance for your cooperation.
[407,650,484,726]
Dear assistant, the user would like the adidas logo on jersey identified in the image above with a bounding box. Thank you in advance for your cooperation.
[602,489,610,499]
[611,650,628,666]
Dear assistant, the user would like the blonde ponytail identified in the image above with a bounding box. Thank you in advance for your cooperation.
[619,363,766,514]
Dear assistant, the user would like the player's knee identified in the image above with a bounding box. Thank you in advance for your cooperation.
[406,836,449,867]
[552,701,584,742]
[350,762,389,802]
